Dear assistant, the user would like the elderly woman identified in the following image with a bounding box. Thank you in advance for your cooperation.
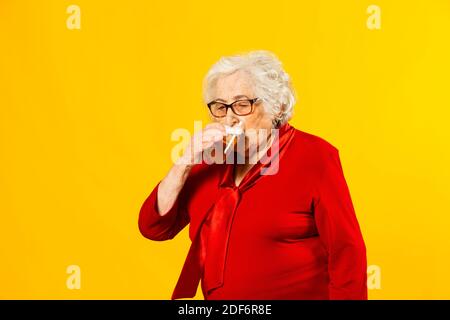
[138,50,367,300]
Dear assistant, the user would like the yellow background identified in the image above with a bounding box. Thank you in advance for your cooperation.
[1,0,449,299]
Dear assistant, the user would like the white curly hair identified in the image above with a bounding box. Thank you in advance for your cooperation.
[202,50,296,128]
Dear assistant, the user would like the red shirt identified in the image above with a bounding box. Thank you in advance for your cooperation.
[139,125,367,300]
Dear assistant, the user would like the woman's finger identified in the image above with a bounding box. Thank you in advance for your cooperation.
[205,123,226,135]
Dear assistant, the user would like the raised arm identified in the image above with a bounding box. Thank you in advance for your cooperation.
[138,163,193,241]
[138,123,226,241]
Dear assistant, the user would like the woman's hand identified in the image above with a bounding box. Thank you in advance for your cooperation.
[178,123,226,166]
[157,123,225,216]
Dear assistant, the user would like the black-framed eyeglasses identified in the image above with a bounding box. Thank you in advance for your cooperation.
[207,98,260,118]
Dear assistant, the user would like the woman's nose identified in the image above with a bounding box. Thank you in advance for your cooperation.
[224,110,240,126]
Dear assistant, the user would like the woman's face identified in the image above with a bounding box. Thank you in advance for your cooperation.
[210,70,274,155]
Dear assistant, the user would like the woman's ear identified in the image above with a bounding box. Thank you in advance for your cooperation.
[273,104,286,128]
[273,117,281,128]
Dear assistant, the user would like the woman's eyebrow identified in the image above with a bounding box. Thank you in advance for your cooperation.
[214,95,250,103]
[233,95,250,100]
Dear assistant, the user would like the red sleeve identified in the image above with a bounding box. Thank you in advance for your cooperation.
[138,181,190,241]
[314,147,368,300]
